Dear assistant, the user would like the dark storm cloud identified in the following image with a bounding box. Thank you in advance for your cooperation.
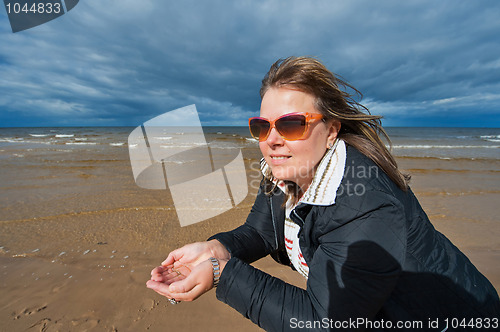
[0,0,499,127]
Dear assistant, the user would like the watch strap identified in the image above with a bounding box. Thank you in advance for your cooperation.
[209,257,220,287]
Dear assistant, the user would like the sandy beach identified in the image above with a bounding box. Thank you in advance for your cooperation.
[0,138,499,331]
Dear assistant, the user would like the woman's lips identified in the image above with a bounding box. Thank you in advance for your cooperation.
[269,155,291,165]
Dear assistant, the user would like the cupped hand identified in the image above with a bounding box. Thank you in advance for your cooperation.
[161,242,211,272]
[147,259,227,302]
[161,240,231,266]
[150,263,192,285]
[160,240,230,273]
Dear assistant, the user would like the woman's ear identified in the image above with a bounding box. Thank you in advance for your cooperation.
[326,120,341,148]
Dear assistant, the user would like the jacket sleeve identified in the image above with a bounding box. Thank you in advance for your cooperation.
[208,185,281,264]
[215,191,407,332]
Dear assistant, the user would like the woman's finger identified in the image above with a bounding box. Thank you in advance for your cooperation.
[150,265,184,282]
[173,264,192,276]
[146,280,170,295]
[161,252,177,267]
[151,265,168,276]
[147,279,188,300]
[163,247,189,266]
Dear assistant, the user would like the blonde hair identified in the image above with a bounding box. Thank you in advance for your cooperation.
[260,56,410,203]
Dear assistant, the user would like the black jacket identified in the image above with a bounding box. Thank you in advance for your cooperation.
[210,146,500,331]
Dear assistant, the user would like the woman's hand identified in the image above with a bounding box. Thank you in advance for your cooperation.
[147,258,228,301]
[161,239,230,273]
[147,240,230,301]
[149,263,191,285]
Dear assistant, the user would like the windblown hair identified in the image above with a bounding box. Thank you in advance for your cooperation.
[260,56,410,203]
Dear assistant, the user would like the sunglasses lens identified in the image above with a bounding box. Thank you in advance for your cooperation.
[276,114,306,140]
[249,118,271,141]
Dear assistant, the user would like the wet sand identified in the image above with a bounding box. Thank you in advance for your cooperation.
[0,143,499,331]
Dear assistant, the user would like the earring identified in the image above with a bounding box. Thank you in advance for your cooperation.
[328,142,334,149]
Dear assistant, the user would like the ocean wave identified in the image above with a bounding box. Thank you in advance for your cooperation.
[26,141,52,145]
[151,136,173,140]
[65,142,98,145]
[29,134,50,137]
[110,143,125,146]
[159,143,207,148]
[0,138,24,142]
[163,160,186,164]
[55,134,74,138]
[480,135,500,143]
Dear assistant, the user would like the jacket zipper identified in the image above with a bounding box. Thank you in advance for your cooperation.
[269,196,279,250]
[291,209,305,228]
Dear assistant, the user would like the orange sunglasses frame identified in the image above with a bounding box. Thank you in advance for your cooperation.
[248,112,323,141]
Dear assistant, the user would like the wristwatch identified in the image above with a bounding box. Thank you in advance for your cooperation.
[209,257,220,287]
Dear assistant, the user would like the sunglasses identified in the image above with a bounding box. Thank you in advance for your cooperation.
[248,112,323,142]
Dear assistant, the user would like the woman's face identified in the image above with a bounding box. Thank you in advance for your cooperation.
[259,87,340,193]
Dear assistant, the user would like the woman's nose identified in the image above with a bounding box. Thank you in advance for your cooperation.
[265,127,284,146]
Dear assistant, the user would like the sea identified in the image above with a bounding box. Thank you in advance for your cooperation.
[0,126,499,160]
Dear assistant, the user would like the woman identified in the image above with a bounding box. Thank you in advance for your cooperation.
[147,56,499,331]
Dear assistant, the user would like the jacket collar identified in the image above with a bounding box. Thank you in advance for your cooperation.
[260,139,346,206]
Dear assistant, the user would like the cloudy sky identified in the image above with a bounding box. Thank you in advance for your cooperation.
[1,0,499,127]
